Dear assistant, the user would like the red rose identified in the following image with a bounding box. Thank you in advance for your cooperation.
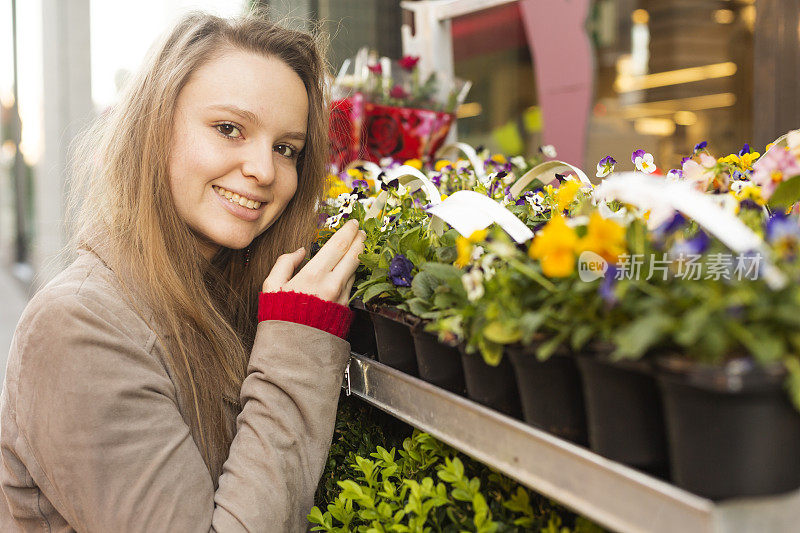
[389,85,409,99]
[398,55,420,71]
[365,114,403,157]
[367,63,382,75]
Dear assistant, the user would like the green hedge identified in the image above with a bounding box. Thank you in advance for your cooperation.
[312,394,606,532]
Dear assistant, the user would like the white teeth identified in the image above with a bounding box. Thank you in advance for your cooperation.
[214,186,262,210]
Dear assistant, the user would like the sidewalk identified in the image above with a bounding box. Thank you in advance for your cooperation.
[0,267,30,383]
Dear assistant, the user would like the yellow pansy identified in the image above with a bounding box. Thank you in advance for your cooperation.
[346,168,364,180]
[576,212,627,263]
[403,158,423,170]
[733,184,766,205]
[454,229,489,268]
[326,178,351,198]
[435,159,453,172]
[529,216,578,277]
[718,152,761,171]
[491,154,507,164]
[555,180,582,212]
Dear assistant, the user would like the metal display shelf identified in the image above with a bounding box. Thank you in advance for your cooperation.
[343,353,800,533]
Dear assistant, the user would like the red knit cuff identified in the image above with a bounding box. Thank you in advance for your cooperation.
[257,291,353,339]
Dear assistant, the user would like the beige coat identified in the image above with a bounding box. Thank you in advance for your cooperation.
[0,246,350,532]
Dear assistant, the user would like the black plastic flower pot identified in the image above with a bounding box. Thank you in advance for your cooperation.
[348,298,378,358]
[577,352,668,475]
[368,306,419,376]
[459,346,522,419]
[657,357,800,500]
[507,344,588,445]
[411,326,466,395]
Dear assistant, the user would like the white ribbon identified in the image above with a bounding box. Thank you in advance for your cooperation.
[438,142,487,184]
[426,190,534,243]
[364,165,442,220]
[593,172,786,289]
[508,160,592,198]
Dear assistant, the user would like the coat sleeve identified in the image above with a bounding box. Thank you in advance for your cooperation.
[12,294,350,532]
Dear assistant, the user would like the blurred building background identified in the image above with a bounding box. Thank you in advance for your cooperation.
[1,0,799,371]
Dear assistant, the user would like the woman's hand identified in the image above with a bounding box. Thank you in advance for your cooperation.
[262,219,366,305]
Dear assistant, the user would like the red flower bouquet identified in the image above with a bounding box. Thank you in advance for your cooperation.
[329,49,471,169]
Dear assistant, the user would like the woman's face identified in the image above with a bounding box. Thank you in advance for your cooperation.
[168,48,309,258]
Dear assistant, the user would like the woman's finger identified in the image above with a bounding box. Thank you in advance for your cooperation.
[307,219,360,272]
[338,273,356,306]
[330,230,365,285]
[262,247,306,292]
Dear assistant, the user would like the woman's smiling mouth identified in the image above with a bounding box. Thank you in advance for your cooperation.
[212,185,267,221]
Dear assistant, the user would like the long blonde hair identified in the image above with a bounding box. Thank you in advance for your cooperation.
[67,11,329,483]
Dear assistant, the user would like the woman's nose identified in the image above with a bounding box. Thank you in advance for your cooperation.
[241,144,276,185]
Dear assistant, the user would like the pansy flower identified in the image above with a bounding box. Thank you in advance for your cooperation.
[666,169,683,180]
[596,155,616,178]
[632,149,656,173]
[528,216,578,277]
[751,146,800,198]
[540,145,557,158]
[388,254,414,287]
[461,268,485,302]
[693,141,708,153]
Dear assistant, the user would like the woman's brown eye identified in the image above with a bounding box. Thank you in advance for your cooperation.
[216,123,241,138]
[275,144,295,158]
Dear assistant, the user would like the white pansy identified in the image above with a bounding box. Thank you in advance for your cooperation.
[634,152,657,174]
[502,172,517,185]
[325,213,344,228]
[461,268,485,302]
[525,192,546,213]
[471,245,485,262]
[480,253,497,280]
[511,155,527,169]
[541,145,557,158]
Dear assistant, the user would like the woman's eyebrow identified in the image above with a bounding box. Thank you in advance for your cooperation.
[206,104,306,141]
[207,104,262,127]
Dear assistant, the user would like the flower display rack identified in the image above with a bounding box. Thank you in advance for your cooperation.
[342,352,800,533]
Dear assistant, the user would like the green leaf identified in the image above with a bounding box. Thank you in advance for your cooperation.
[768,174,800,208]
[477,338,504,366]
[482,321,521,345]
[675,306,710,347]
[363,282,395,303]
[411,271,439,300]
[420,261,463,281]
[518,311,546,344]
[612,312,673,360]
[536,332,567,361]
[435,246,457,263]
[785,358,800,411]
[570,324,594,351]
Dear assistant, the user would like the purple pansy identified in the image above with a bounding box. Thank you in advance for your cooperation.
[666,169,683,180]
[389,254,414,287]
[765,213,800,243]
[693,141,708,153]
[599,265,619,306]
[596,155,617,178]
[738,143,751,156]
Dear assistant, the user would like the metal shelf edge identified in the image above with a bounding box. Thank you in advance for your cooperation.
[342,354,800,533]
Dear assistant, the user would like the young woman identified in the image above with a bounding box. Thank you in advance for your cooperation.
[0,11,364,532]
